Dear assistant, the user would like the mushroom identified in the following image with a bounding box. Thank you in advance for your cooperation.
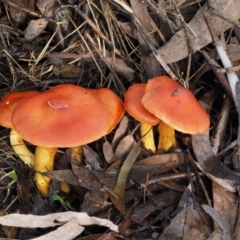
[124,83,177,152]
[12,84,125,196]
[0,91,39,167]
[142,76,210,136]
[124,83,160,153]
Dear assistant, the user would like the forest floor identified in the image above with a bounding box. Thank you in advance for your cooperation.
[0,0,240,239]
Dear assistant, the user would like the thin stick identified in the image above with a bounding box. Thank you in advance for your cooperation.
[205,16,239,106]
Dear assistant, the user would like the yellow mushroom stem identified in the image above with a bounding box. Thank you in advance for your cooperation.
[59,181,71,193]
[157,121,176,152]
[34,146,57,196]
[34,146,79,196]
[71,146,84,163]
[10,128,34,168]
[140,122,156,153]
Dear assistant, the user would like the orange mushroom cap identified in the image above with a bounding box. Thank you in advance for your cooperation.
[12,84,125,148]
[124,83,160,126]
[0,91,39,129]
[142,76,210,134]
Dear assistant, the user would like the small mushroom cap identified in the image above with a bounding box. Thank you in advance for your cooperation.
[124,83,160,126]
[142,76,210,134]
[0,91,39,128]
[12,84,125,148]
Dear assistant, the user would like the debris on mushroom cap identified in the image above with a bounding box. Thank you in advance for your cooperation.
[12,84,125,148]
[0,91,39,129]
[124,83,160,126]
[142,76,210,134]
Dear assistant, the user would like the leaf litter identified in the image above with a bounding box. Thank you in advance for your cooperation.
[1,0,240,239]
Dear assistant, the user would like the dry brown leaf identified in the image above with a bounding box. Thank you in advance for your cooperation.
[42,169,79,186]
[130,0,153,51]
[24,19,48,41]
[115,134,136,161]
[37,0,57,17]
[103,140,116,164]
[111,116,129,150]
[212,182,238,235]
[132,191,181,224]
[142,54,162,79]
[104,51,135,81]
[232,199,240,239]
[159,188,211,240]
[130,0,162,78]
[159,207,185,240]
[192,131,240,192]
[0,211,17,239]
[158,0,240,63]
[117,21,137,39]
[93,152,185,189]
[202,204,231,239]
[70,162,107,214]
[9,0,30,26]
[227,44,240,62]
[135,152,184,166]
[82,145,105,171]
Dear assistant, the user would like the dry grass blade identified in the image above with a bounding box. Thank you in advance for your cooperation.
[109,0,177,80]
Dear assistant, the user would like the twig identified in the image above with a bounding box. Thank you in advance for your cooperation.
[187,152,212,207]
[205,16,239,106]
[202,50,233,101]
[217,65,240,74]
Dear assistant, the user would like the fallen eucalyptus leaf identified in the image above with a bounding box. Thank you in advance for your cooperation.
[202,204,231,240]
[103,140,116,164]
[109,141,141,213]
[112,116,129,150]
[158,0,240,63]
[32,218,84,240]
[115,134,136,161]
[192,131,240,192]
[24,19,48,41]
[0,212,118,232]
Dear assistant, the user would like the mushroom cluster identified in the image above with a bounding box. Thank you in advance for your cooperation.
[0,84,125,196]
[124,76,210,152]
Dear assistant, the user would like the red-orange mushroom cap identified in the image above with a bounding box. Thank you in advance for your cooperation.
[0,91,39,129]
[124,83,160,126]
[142,76,210,134]
[12,84,125,148]
[93,88,125,132]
